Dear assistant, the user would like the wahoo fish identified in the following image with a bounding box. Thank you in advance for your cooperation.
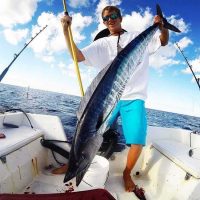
[64,4,181,186]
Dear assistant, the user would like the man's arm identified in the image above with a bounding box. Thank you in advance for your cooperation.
[61,15,85,62]
[159,27,169,46]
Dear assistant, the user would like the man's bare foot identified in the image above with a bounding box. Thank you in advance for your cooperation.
[123,169,135,192]
[51,164,68,174]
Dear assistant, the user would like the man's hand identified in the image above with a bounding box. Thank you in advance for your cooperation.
[60,14,85,62]
[154,15,169,46]
[61,15,72,33]
[154,15,164,31]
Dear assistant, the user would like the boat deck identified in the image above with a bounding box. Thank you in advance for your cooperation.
[22,173,67,194]
[19,171,146,199]
[105,174,152,200]
[18,170,159,200]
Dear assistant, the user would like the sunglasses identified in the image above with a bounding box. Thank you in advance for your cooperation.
[102,13,120,22]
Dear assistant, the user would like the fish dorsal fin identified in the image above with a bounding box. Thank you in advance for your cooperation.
[76,63,111,121]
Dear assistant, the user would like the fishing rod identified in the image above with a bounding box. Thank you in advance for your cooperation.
[175,43,200,156]
[62,0,84,96]
[0,25,48,82]
[175,42,200,91]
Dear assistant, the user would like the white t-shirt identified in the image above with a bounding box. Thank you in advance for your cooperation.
[81,31,161,101]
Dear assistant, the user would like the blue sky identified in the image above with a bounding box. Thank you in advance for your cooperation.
[0,0,200,117]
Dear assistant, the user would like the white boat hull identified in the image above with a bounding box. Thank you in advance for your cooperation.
[0,111,200,200]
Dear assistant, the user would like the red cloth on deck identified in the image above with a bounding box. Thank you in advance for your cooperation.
[0,189,116,200]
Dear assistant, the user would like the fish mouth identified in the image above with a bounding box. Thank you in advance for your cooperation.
[63,161,81,183]
[63,170,76,184]
[63,154,89,185]
[63,161,90,186]
[63,134,103,185]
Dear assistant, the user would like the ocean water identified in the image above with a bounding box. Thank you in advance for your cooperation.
[0,83,200,142]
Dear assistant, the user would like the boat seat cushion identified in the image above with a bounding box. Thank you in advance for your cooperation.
[0,189,116,200]
[153,140,200,179]
[0,126,43,157]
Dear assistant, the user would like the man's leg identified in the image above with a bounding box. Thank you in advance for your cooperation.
[123,144,142,192]
[119,100,146,192]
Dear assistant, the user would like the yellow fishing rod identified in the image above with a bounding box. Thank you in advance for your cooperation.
[62,0,84,96]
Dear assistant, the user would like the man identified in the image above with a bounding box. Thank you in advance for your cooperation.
[61,5,168,197]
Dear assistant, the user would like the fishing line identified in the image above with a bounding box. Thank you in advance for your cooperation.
[175,42,200,136]
[175,42,200,91]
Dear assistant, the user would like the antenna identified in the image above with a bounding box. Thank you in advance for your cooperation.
[0,25,48,82]
[175,42,200,91]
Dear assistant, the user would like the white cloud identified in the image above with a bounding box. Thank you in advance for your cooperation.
[122,8,153,33]
[58,61,66,69]
[95,0,122,18]
[3,28,29,45]
[29,12,92,62]
[69,0,89,8]
[65,63,78,78]
[150,41,181,69]
[0,0,38,28]
[176,37,193,49]
[57,62,85,81]
[191,74,200,84]
[3,74,30,88]
[159,42,177,58]
[182,56,200,74]
[63,62,97,90]
[57,61,68,75]
[71,13,93,43]
[40,55,55,63]
[150,54,179,69]
[167,15,189,33]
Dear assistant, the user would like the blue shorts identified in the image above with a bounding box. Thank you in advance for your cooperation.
[108,100,147,146]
